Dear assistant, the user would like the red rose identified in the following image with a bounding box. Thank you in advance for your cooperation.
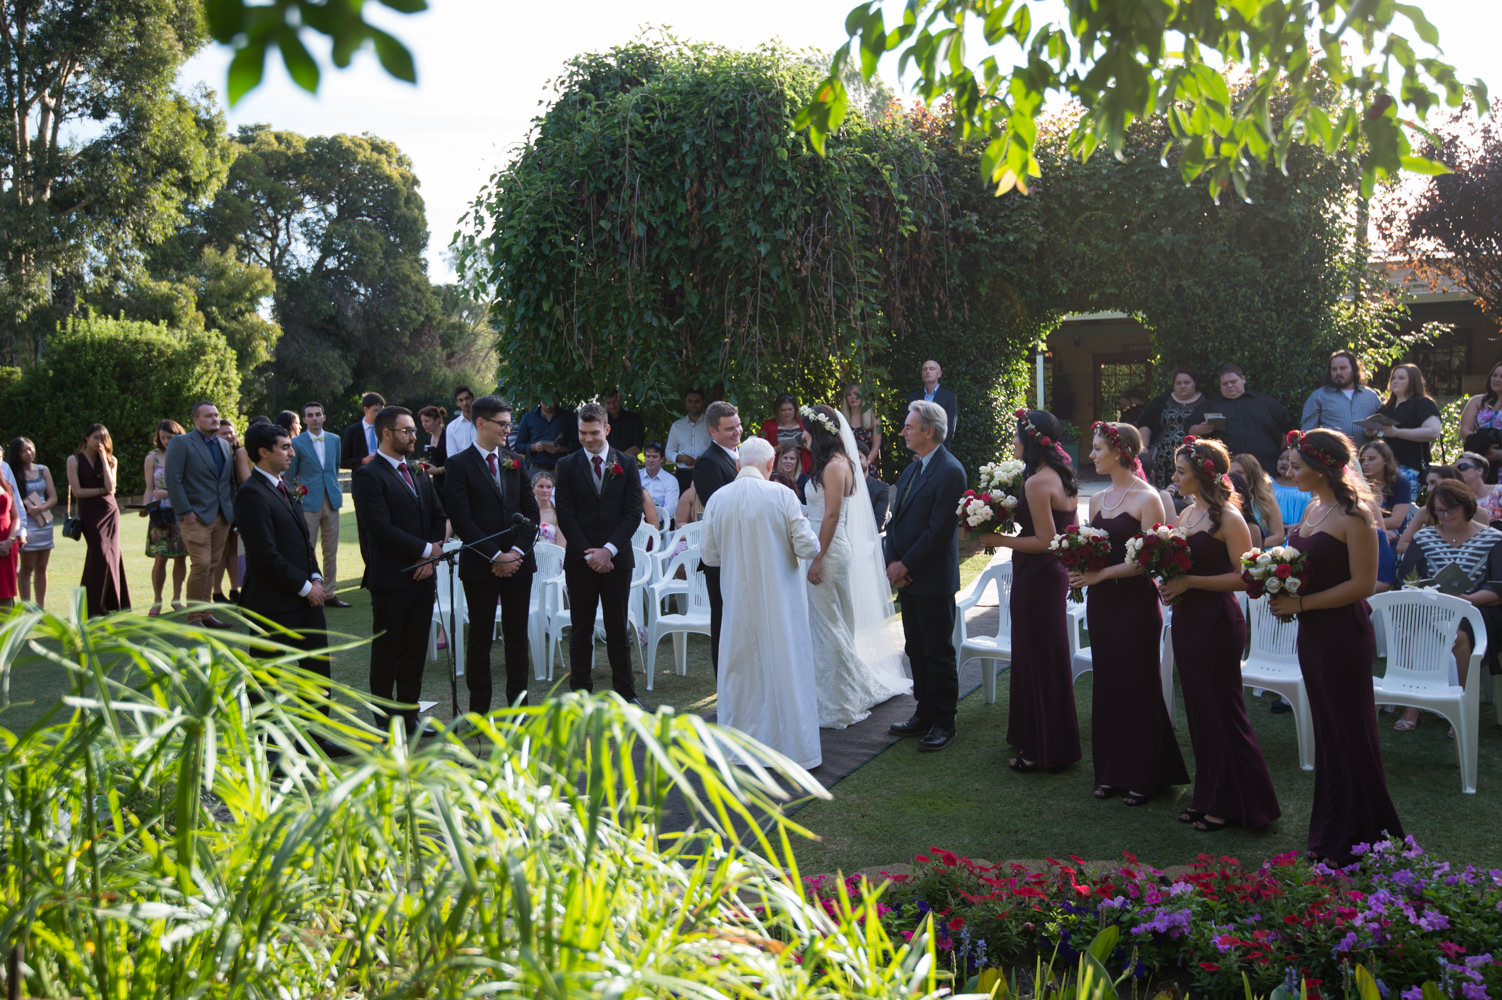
[1014,408,1026,418]
[297,484,308,495]
[981,493,992,503]
[611,463,624,476]
[1040,436,1052,447]
[1274,564,1292,579]
[1182,435,1196,444]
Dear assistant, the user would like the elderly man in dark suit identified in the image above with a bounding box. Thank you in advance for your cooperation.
[352,406,447,736]
[341,392,386,471]
[691,400,741,676]
[165,400,236,628]
[554,401,644,702]
[906,360,960,445]
[884,399,967,752]
[443,394,539,713]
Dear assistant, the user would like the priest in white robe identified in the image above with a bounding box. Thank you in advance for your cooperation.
[701,436,823,769]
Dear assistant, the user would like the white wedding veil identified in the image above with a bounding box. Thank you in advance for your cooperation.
[834,410,913,686]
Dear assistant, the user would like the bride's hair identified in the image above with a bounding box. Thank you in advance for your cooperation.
[806,404,849,488]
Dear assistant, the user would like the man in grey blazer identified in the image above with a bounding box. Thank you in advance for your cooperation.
[165,400,236,628]
[290,401,351,607]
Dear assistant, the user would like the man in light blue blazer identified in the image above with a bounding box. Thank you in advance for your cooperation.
[290,401,351,607]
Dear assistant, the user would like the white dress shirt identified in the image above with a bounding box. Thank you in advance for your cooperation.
[666,413,712,465]
[445,414,477,458]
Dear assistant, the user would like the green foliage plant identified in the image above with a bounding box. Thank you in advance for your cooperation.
[0,600,948,998]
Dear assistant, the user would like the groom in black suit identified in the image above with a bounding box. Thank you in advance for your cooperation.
[554,401,644,701]
[443,394,539,712]
[884,400,967,751]
[692,400,741,676]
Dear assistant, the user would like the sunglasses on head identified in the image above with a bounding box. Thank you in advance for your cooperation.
[1456,462,1482,472]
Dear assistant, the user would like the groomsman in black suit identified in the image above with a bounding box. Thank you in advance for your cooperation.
[884,400,967,752]
[341,392,386,471]
[236,421,328,681]
[692,400,741,676]
[906,360,960,445]
[351,406,447,736]
[442,395,538,712]
[554,402,644,701]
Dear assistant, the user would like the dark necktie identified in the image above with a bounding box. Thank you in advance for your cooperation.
[898,460,924,509]
[204,433,224,474]
[486,452,498,478]
[488,451,507,504]
[276,480,291,504]
[593,454,604,484]
[399,462,415,494]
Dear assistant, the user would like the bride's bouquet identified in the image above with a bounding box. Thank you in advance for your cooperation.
[1241,545,1308,621]
[955,458,1026,540]
[1048,524,1113,602]
[1125,524,1193,605]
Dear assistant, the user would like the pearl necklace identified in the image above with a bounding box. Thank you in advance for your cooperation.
[1302,501,1339,534]
[1099,483,1132,513]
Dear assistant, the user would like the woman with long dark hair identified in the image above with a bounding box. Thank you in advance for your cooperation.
[66,423,130,616]
[983,408,1081,773]
[1459,359,1502,441]
[1270,429,1402,865]
[1066,422,1188,804]
[418,404,449,487]
[1159,436,1279,833]
[1377,362,1440,494]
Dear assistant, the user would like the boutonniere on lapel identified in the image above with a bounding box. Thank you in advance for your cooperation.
[602,460,625,481]
[502,454,522,471]
[295,484,308,503]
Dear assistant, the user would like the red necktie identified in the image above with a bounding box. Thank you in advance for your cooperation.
[276,480,291,503]
[400,463,415,493]
[593,454,604,481]
[487,452,498,478]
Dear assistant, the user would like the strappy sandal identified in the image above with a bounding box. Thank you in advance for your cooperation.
[1093,784,1119,799]
[1194,816,1229,833]
[1178,808,1205,824]
[1392,718,1417,732]
[1122,790,1153,807]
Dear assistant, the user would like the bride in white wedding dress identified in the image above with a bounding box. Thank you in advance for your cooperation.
[802,404,912,728]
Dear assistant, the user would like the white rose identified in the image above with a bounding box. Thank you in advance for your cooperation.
[1286,578,1301,593]
[1266,578,1282,593]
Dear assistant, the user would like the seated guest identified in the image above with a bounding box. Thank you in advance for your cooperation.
[1464,428,1502,484]
[1395,464,1479,558]
[604,390,645,457]
[861,442,889,530]
[1229,472,1264,548]
[1394,480,1502,732]
[760,394,811,475]
[638,441,679,523]
[1272,448,1313,528]
[1214,364,1293,472]
[514,401,576,473]
[674,484,701,526]
[1230,453,1285,546]
[1359,440,1412,591]
[642,489,659,531]
[771,439,807,501]
[532,471,560,544]
[666,388,711,492]
[1459,359,1502,439]
[1458,452,1502,523]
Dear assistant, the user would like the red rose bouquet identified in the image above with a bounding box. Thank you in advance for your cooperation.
[1048,524,1113,602]
[1125,524,1193,604]
[1241,545,1308,622]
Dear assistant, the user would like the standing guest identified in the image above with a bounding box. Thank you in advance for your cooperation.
[1272,448,1313,528]
[514,400,577,474]
[1213,364,1293,472]
[701,436,822,767]
[142,422,187,615]
[1137,367,1214,488]
[236,421,329,699]
[885,400,967,751]
[443,395,538,713]
[351,406,447,737]
[1301,350,1382,439]
[1229,453,1285,546]
[0,445,15,607]
[9,437,56,607]
[771,439,807,501]
[533,471,560,543]
[67,424,131,616]
[554,402,644,701]
[1359,440,1412,592]
[165,402,235,628]
[638,441,679,523]
[273,409,301,437]
[341,392,386,470]
[1159,436,1279,833]
[1458,359,1502,439]
[692,401,742,676]
[759,394,811,475]
[839,383,882,472]
[1271,429,1402,865]
[984,409,1080,772]
[1066,422,1189,805]
[213,418,254,604]
[418,405,449,486]
[1375,363,1441,494]
[444,386,477,460]
[603,389,646,457]
[666,388,711,492]
[291,402,350,607]
[906,359,959,443]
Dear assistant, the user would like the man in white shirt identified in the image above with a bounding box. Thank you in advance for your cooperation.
[665,388,711,491]
[638,441,679,523]
[444,385,478,458]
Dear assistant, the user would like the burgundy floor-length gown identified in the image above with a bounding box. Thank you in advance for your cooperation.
[77,456,130,616]
[1005,500,1082,768]
[1288,527,1404,864]
[1172,530,1280,828]
[1087,511,1189,794]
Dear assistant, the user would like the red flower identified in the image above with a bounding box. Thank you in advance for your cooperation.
[948,916,966,932]
[1015,408,1027,418]
[610,462,624,477]
[505,456,521,470]
[1039,436,1053,446]
[1199,962,1220,972]
[297,484,308,495]
[1274,563,1292,579]
[1183,435,1197,444]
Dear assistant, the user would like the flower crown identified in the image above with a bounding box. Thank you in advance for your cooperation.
[800,405,839,435]
[1178,435,1220,475]
[1091,421,1136,457]
[1286,430,1346,473]
[1015,409,1072,464]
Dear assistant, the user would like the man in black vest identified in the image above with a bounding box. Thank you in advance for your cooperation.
[691,400,741,676]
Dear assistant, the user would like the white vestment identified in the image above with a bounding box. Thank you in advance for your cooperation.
[702,467,823,769]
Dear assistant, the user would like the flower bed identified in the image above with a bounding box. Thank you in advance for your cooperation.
[807,838,1502,998]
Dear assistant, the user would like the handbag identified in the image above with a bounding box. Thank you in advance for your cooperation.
[61,483,83,541]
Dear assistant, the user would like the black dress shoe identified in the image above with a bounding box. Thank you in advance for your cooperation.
[1270,698,1293,714]
[917,725,956,752]
[212,592,230,604]
[325,597,352,608]
[889,715,931,737]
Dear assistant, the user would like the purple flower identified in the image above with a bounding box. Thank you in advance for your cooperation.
[1415,910,1451,932]
[1459,982,1487,1000]
[1401,988,1424,1000]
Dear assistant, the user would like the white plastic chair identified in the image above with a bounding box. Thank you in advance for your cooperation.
[1368,590,1487,793]
[645,549,711,690]
[430,539,466,677]
[630,518,658,553]
[1240,596,1315,771]
[956,562,1014,704]
[526,541,565,680]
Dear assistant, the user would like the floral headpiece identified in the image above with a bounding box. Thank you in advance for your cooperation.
[1178,435,1219,474]
[1015,409,1072,464]
[1091,421,1136,457]
[800,405,839,435]
[1286,430,1345,473]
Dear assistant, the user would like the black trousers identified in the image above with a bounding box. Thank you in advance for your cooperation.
[898,591,959,727]
[251,601,330,708]
[704,565,722,676]
[565,561,635,699]
[461,569,534,713]
[369,581,435,734]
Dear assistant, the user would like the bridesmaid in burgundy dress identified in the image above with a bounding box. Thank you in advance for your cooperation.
[985,409,1081,772]
[1068,423,1188,804]
[1271,429,1403,864]
[1158,437,1279,832]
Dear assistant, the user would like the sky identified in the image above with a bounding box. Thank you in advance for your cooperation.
[178,0,1502,284]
